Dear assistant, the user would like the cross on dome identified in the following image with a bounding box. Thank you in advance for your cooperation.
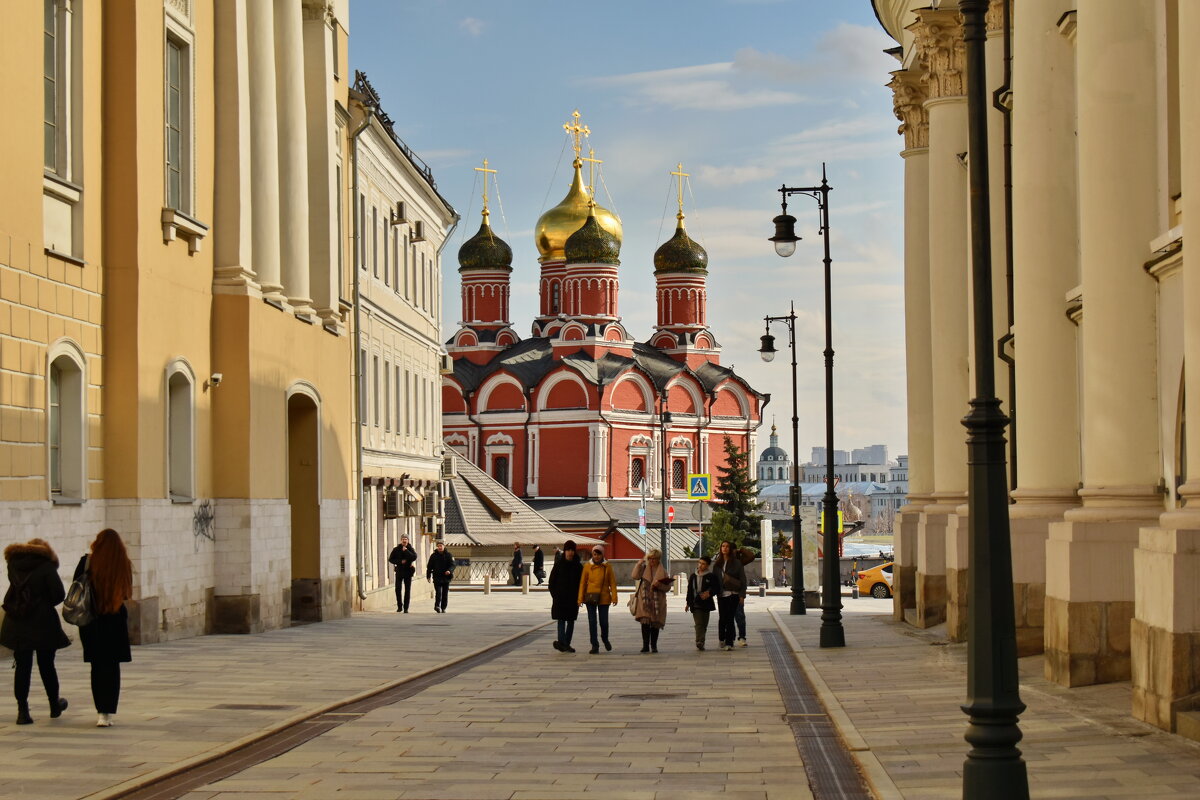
[563,109,590,162]
[474,158,497,218]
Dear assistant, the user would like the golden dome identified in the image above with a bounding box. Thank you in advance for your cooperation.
[535,160,622,262]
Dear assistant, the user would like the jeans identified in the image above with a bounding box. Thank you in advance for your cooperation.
[12,649,59,704]
[90,661,121,714]
[585,603,610,647]
[717,595,739,646]
[735,602,747,640]
[394,575,412,611]
[556,618,575,646]
[691,610,711,646]
[433,581,449,611]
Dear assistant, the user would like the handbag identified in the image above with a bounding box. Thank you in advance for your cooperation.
[627,583,640,617]
[584,592,601,604]
[62,556,95,627]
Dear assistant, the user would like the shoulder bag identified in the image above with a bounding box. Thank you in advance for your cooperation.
[62,556,95,627]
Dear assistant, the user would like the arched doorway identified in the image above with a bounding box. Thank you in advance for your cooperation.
[288,392,321,622]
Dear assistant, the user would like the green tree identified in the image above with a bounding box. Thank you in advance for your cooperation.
[714,435,763,546]
[701,509,742,556]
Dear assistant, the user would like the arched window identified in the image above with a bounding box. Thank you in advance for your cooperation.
[48,350,85,499]
[551,282,561,314]
[493,455,509,488]
[167,368,194,500]
[672,459,685,490]
[630,457,645,491]
[767,467,775,480]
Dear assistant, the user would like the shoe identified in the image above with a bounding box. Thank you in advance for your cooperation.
[565,645,576,653]
[552,640,563,652]
[49,698,67,718]
[96,713,112,727]
[738,638,748,648]
[722,644,733,651]
[16,703,32,725]
[603,639,612,651]
[696,642,705,651]
[589,646,599,654]
[651,647,658,653]
[640,646,650,654]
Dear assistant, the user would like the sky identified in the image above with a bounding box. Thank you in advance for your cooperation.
[349,0,907,464]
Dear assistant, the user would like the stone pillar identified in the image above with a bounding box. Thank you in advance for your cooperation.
[274,0,313,315]
[1008,0,1082,657]
[889,68,930,624]
[302,0,339,323]
[1132,1,1200,732]
[1045,0,1162,688]
[909,8,968,629]
[247,0,284,303]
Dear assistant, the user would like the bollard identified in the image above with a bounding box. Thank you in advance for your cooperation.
[522,573,530,594]
[673,573,683,596]
[759,583,766,598]
[483,574,491,594]
[852,586,859,599]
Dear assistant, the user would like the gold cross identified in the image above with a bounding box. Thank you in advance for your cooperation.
[671,162,690,216]
[581,147,603,201]
[474,158,497,216]
[563,109,590,160]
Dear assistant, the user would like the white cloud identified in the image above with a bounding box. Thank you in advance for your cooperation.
[459,17,485,36]
[732,24,896,85]
[586,62,804,112]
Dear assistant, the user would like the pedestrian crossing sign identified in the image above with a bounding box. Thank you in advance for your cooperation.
[687,474,711,500]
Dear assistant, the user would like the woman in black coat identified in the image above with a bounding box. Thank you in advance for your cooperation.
[76,529,133,728]
[548,540,584,653]
[1,538,72,724]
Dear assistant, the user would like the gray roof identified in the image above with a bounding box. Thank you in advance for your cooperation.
[526,498,715,527]
[758,481,888,498]
[613,525,701,561]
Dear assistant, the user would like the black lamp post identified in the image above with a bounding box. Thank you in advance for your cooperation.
[759,306,806,615]
[769,165,844,648]
[659,406,672,572]
[958,1,1028,796]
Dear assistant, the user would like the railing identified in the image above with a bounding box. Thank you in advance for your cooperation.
[452,560,514,584]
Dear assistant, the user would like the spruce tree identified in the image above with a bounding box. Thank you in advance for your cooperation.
[714,435,763,548]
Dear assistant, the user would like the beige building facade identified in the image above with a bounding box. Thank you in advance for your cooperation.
[873,0,1200,736]
[1,0,358,641]
[347,73,457,610]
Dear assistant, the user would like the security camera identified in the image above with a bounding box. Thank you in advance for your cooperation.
[209,373,223,388]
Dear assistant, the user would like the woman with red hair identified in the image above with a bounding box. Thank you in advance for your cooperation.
[73,529,133,727]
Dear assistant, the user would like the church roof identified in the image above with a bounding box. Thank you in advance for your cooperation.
[654,217,708,274]
[564,209,621,265]
[760,446,789,461]
[457,216,513,272]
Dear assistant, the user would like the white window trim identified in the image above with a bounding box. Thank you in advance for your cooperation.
[162,4,207,251]
[47,339,87,503]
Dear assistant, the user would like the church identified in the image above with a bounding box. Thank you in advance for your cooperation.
[441,114,764,555]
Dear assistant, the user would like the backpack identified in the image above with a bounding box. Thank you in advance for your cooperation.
[2,575,37,619]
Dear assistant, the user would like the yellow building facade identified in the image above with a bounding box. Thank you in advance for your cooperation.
[874,0,1200,735]
[1,0,357,641]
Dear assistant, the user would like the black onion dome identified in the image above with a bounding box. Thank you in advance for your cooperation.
[654,218,708,274]
[564,211,621,265]
[457,218,513,272]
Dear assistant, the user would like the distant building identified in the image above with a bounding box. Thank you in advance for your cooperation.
[756,423,791,487]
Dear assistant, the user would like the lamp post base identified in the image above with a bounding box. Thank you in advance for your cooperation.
[789,595,808,615]
[805,590,820,608]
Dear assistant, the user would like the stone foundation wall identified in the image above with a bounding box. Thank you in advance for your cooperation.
[945,566,968,641]
[1013,581,1046,656]
[1044,596,1134,686]
[916,571,947,628]
[893,564,917,622]
[1131,619,1200,732]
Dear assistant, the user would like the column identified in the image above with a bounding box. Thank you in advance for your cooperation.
[247,0,283,302]
[1009,0,1081,657]
[888,68,930,624]
[1046,0,1162,687]
[1132,1,1200,731]
[302,0,339,322]
[908,8,969,629]
[274,0,313,315]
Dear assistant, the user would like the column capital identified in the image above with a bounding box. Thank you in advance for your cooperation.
[888,70,929,150]
[907,7,966,100]
[301,0,335,24]
[986,0,1007,33]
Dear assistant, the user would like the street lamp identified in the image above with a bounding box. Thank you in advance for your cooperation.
[759,306,806,615]
[958,1,1028,796]
[769,165,845,648]
[659,407,673,573]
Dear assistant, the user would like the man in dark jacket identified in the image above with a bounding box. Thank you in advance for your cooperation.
[387,534,417,613]
[532,544,545,585]
[426,540,455,613]
[510,542,523,586]
[685,555,721,651]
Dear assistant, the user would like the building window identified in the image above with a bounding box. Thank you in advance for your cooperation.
[494,455,509,488]
[165,37,189,212]
[405,369,412,434]
[43,0,85,259]
[44,0,59,172]
[48,349,85,500]
[167,368,194,500]
[372,207,379,277]
[372,355,380,426]
[395,365,402,435]
[335,161,344,288]
[551,282,561,314]
[672,459,685,490]
[358,194,366,268]
[358,349,367,424]
[383,361,391,431]
[630,457,645,492]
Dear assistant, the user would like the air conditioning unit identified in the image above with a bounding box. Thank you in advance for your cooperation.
[383,489,401,519]
[390,200,408,226]
[439,351,454,375]
[403,495,422,518]
[422,515,438,535]
[441,456,457,479]
[411,220,426,242]
[422,490,438,516]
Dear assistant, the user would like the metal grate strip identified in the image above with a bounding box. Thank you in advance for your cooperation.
[762,630,873,799]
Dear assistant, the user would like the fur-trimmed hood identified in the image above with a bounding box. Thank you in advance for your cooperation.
[4,539,60,566]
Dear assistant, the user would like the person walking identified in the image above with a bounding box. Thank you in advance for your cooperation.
[712,540,746,651]
[1,538,71,725]
[75,529,133,727]
[630,549,671,653]
[426,540,455,613]
[685,555,720,651]
[734,546,757,647]
[510,542,524,586]
[532,544,545,585]
[548,540,583,652]
[387,534,418,613]
[577,546,617,654]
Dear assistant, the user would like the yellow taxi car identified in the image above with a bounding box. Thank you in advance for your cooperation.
[856,562,894,599]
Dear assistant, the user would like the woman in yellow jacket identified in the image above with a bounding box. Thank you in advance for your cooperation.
[577,546,618,654]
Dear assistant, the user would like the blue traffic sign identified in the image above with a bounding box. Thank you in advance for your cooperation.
[687,474,711,500]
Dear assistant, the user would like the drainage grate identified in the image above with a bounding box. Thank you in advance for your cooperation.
[762,630,872,800]
[113,630,544,800]
[614,692,688,700]
[210,704,297,711]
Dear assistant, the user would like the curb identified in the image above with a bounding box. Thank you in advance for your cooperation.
[769,609,903,800]
[81,619,553,800]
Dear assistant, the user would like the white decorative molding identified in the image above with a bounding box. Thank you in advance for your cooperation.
[162,208,209,255]
[164,0,192,26]
[888,70,929,150]
[908,8,966,100]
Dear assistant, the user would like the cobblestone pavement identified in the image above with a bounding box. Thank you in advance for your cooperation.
[775,606,1200,800]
